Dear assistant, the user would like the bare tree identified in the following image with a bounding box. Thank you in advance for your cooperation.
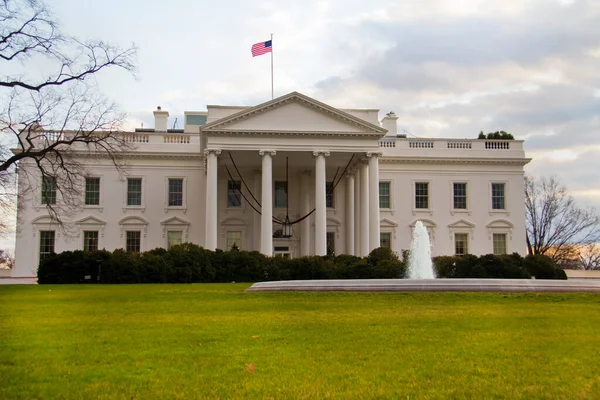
[577,242,600,271]
[1,0,137,229]
[525,175,600,264]
[0,248,15,268]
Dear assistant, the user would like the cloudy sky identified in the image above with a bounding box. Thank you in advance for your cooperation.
[2,0,599,251]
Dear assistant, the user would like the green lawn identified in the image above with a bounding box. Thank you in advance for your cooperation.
[1,284,599,399]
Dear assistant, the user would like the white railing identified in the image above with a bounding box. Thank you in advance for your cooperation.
[163,135,191,144]
[447,141,472,149]
[485,141,510,149]
[123,134,149,143]
[378,138,522,153]
[409,140,434,148]
[379,139,396,148]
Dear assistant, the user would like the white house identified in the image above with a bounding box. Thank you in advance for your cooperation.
[12,92,530,277]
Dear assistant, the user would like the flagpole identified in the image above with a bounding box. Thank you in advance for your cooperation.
[270,33,274,100]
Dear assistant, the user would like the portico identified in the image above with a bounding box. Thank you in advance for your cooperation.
[201,92,387,256]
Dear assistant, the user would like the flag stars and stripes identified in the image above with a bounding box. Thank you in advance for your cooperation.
[251,40,272,57]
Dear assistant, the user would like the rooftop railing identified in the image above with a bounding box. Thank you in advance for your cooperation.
[379,138,521,151]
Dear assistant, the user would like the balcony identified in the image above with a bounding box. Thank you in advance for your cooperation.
[378,138,526,161]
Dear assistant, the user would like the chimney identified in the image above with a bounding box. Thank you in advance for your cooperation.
[153,106,169,132]
[381,111,398,137]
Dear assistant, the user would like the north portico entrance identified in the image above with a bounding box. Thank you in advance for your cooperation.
[201,92,387,257]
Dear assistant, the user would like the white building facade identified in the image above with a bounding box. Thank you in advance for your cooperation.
[12,92,530,277]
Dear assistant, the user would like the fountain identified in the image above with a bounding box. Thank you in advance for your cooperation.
[408,221,435,279]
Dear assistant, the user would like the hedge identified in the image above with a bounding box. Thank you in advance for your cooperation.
[432,253,567,280]
[37,245,566,284]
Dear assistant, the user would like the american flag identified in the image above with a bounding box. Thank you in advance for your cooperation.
[251,40,272,57]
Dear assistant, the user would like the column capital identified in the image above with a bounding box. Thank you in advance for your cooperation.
[204,149,222,156]
[366,151,383,158]
[259,149,276,157]
[312,150,331,157]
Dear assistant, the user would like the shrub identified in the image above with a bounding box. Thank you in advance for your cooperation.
[139,251,171,283]
[374,259,407,279]
[433,256,459,278]
[168,243,214,283]
[367,247,399,266]
[524,254,567,280]
[220,251,264,282]
[38,250,111,284]
[472,254,531,279]
[102,249,141,283]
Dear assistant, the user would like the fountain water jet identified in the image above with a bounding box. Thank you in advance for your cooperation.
[408,221,435,279]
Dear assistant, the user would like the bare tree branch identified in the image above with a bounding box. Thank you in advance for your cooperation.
[1,0,137,231]
[525,175,600,265]
[1,1,137,91]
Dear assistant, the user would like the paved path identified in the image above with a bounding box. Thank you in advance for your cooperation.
[247,278,600,293]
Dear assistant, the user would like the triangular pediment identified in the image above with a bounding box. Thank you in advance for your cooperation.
[202,92,387,136]
[448,219,476,229]
[161,216,190,226]
[380,218,399,228]
[76,215,106,226]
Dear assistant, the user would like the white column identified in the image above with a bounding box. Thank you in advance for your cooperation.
[345,174,355,256]
[313,151,329,256]
[354,168,361,256]
[260,150,275,256]
[204,149,221,251]
[360,161,370,257]
[301,170,311,256]
[253,170,261,251]
[368,152,381,252]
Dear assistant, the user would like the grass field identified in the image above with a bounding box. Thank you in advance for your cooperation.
[1,284,600,399]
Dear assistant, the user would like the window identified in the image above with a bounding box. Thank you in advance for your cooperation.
[41,176,56,205]
[168,178,183,206]
[126,231,141,252]
[492,183,505,210]
[227,180,242,208]
[455,233,468,256]
[380,232,392,249]
[326,232,335,256]
[85,177,100,206]
[379,182,391,209]
[493,233,507,255]
[274,181,287,208]
[226,231,242,251]
[127,178,142,206]
[453,183,467,210]
[186,114,207,125]
[83,231,99,251]
[39,231,55,263]
[326,181,334,208]
[415,182,429,209]
[167,231,183,249]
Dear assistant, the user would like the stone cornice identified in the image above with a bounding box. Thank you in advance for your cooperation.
[201,91,387,135]
[203,129,384,138]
